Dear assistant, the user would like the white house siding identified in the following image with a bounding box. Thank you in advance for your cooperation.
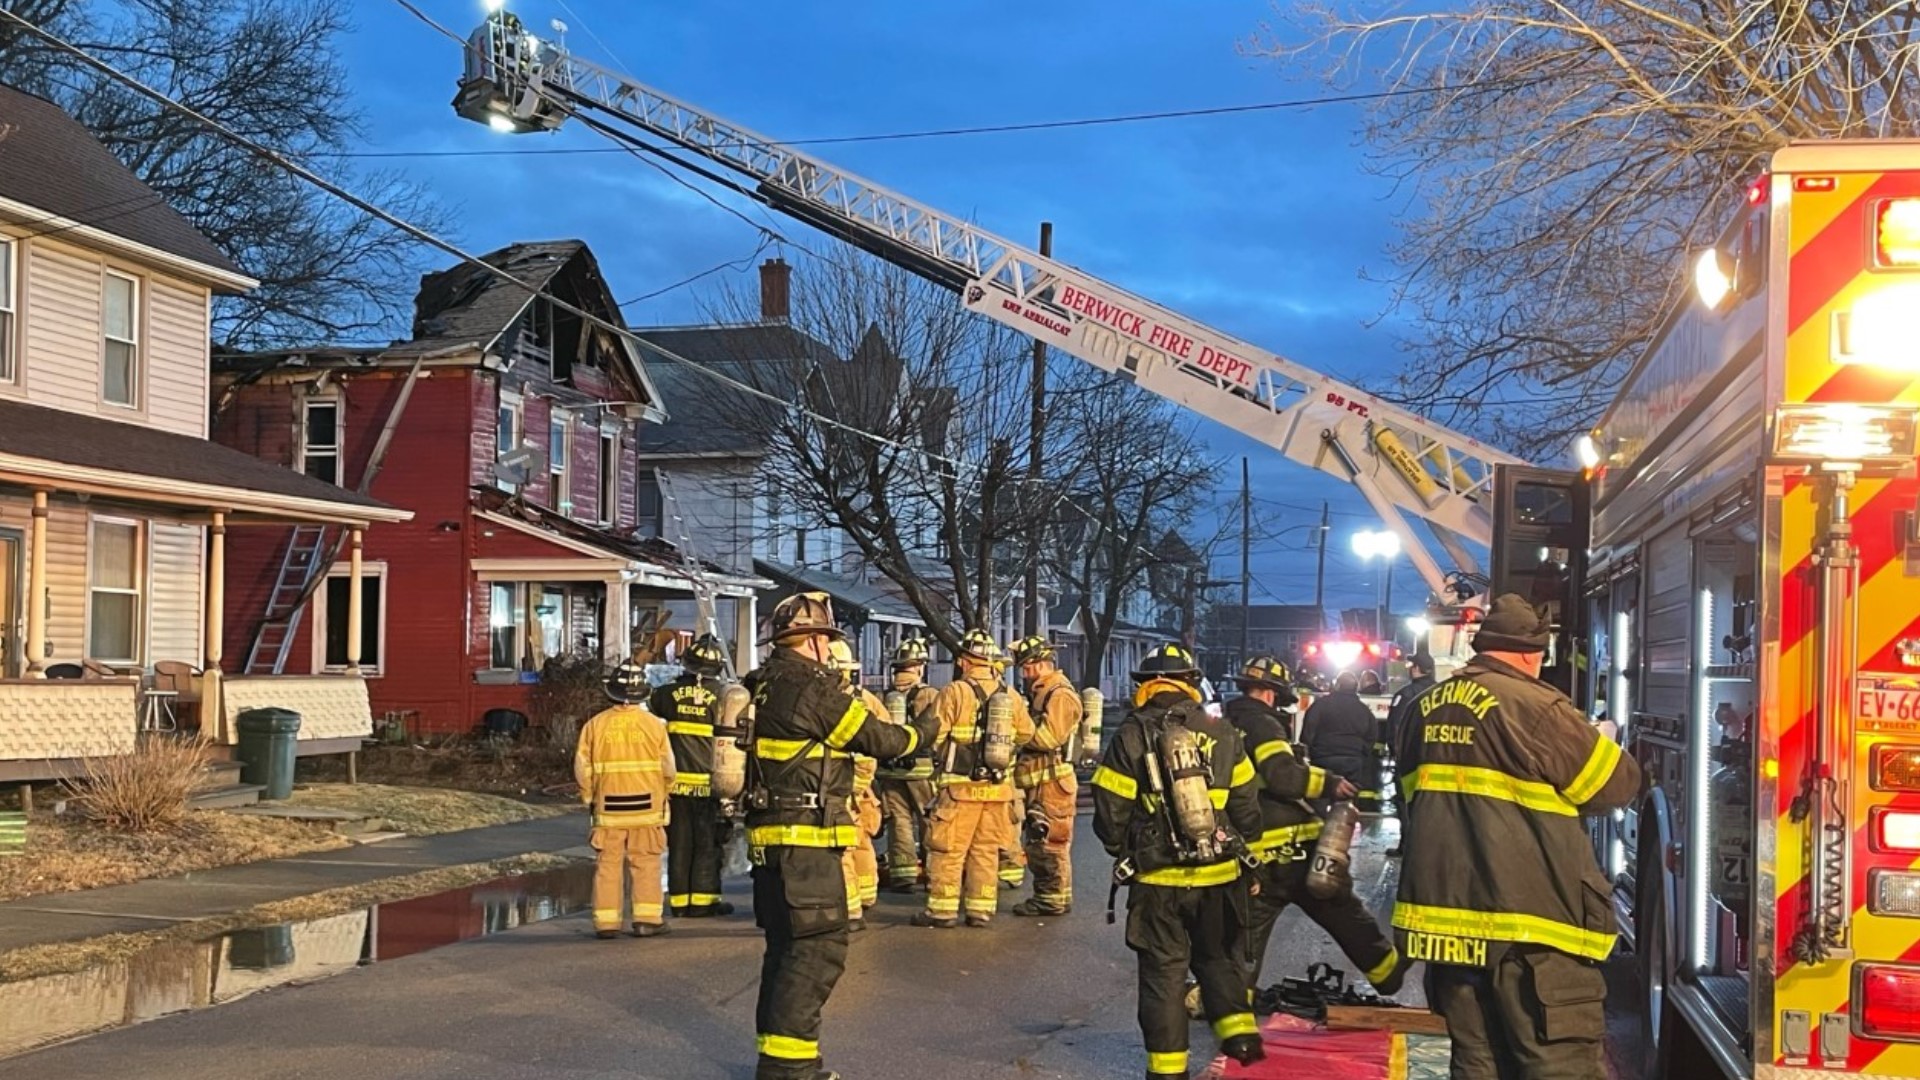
[18,236,210,437]
[148,521,204,665]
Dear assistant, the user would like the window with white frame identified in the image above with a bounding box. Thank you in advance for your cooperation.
[489,582,523,669]
[0,238,15,384]
[302,399,341,485]
[495,393,522,493]
[549,410,570,512]
[102,271,140,407]
[88,518,142,662]
[488,581,571,670]
[599,430,618,524]
[319,569,384,672]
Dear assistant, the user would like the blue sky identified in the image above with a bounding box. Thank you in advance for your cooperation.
[338,0,1426,622]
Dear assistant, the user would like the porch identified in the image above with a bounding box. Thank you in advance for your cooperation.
[0,397,410,781]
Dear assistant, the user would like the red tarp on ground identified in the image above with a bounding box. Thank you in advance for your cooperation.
[1200,1014,1404,1080]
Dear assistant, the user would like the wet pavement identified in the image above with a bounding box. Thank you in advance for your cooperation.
[3,813,1642,1079]
[0,814,586,954]
[0,863,593,1058]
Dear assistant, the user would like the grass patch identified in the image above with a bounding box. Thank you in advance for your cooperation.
[0,811,348,903]
[282,784,569,835]
[0,853,577,984]
[300,743,576,798]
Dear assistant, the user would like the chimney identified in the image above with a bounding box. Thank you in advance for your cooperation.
[759,258,791,322]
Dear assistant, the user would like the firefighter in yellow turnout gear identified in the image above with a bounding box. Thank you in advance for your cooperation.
[912,631,1035,928]
[1094,643,1267,1079]
[875,638,939,892]
[828,640,885,930]
[1009,635,1082,917]
[575,661,675,939]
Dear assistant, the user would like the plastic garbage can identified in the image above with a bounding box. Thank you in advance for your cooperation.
[235,707,301,800]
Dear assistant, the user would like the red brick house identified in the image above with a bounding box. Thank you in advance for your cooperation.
[211,241,762,736]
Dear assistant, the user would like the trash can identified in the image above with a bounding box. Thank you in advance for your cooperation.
[235,707,301,800]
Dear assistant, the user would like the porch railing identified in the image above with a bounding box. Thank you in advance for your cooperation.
[0,679,140,762]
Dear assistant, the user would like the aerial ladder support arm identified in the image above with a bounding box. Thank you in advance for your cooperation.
[450,10,1526,600]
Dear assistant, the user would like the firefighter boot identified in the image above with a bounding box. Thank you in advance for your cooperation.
[910,911,958,929]
[1221,1034,1266,1066]
[633,921,671,937]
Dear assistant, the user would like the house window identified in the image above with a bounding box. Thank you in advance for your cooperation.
[302,399,341,485]
[599,431,618,524]
[102,271,140,407]
[549,410,570,512]
[489,582,523,669]
[495,394,522,493]
[0,238,14,384]
[636,469,662,538]
[88,518,142,662]
[319,570,384,672]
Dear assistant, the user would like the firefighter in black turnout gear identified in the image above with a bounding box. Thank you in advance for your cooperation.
[1395,594,1641,1080]
[652,633,734,918]
[1223,656,1402,994]
[1093,643,1266,1080]
[744,593,938,1080]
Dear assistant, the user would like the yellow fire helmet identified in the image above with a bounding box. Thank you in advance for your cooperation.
[764,591,846,645]
[1010,635,1056,666]
[892,636,931,669]
[827,638,860,676]
[957,628,1002,664]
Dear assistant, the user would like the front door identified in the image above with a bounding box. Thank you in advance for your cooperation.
[0,529,19,678]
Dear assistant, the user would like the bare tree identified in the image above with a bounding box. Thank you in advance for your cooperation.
[4,0,447,348]
[1258,2,1920,456]
[1045,371,1221,685]
[698,251,1064,652]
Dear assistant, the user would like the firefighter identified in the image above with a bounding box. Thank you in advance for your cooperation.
[1008,635,1082,917]
[827,640,885,930]
[1303,670,1382,810]
[651,633,734,918]
[1382,650,1436,858]
[575,661,675,939]
[1395,594,1642,1080]
[1094,643,1266,1079]
[1224,655,1402,994]
[912,630,1035,929]
[743,593,936,1080]
[996,647,1029,893]
[875,638,939,893]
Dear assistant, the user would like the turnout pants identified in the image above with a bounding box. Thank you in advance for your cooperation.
[924,794,1015,921]
[1126,880,1260,1079]
[753,845,852,1080]
[1246,859,1397,988]
[590,825,666,931]
[876,777,934,885]
[1425,945,1607,1080]
[841,790,883,915]
[667,794,723,911]
[999,789,1028,887]
[1020,776,1077,910]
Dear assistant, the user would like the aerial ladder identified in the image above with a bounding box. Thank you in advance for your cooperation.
[447,8,1529,614]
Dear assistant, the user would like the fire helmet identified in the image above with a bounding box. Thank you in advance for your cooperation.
[604,661,651,704]
[764,591,846,645]
[956,629,1003,664]
[892,637,931,670]
[684,633,726,676]
[1010,635,1056,666]
[1132,643,1201,683]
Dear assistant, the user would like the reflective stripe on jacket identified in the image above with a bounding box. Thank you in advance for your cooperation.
[1223,695,1330,865]
[651,674,721,797]
[1014,671,1083,790]
[574,703,673,828]
[933,672,1035,801]
[1392,655,1642,964]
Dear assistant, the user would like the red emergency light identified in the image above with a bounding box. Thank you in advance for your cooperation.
[1795,175,1838,193]
[1746,175,1769,205]
[1859,964,1920,1041]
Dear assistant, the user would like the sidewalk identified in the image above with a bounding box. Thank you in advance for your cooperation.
[0,813,589,955]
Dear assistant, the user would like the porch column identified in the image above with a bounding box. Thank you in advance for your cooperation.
[346,528,364,674]
[603,576,631,665]
[24,489,47,677]
[205,512,226,740]
[733,594,758,674]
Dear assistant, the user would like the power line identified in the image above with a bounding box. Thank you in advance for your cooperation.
[0,6,1185,583]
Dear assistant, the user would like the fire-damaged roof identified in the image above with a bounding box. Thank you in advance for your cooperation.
[0,83,247,282]
[396,240,586,358]
[0,398,402,520]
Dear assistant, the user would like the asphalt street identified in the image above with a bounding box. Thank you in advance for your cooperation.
[7,811,1416,1080]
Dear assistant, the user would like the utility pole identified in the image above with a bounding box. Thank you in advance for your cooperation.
[1312,501,1330,631]
[1239,457,1250,663]
[1023,222,1053,639]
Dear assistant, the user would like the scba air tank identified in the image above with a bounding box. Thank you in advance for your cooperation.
[1077,686,1105,757]
[1159,724,1217,845]
[1307,801,1360,899]
[980,688,1016,774]
[884,689,909,726]
[710,683,753,800]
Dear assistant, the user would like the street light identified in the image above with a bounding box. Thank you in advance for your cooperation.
[1351,529,1401,647]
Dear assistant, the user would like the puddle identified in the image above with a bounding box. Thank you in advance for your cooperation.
[0,862,593,1059]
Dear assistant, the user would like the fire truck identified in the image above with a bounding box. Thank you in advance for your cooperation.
[445,14,1920,1076]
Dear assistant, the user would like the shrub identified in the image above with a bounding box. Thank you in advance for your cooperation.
[65,735,210,832]
[530,651,613,755]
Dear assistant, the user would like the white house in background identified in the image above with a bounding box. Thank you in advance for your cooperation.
[0,82,409,786]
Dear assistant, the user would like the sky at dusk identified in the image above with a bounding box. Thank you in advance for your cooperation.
[334,0,1446,622]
